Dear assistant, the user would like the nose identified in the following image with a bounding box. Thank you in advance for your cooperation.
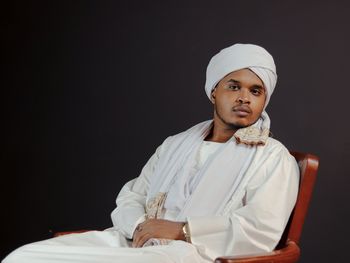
[236,88,250,104]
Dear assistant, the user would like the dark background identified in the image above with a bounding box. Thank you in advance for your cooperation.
[3,0,350,261]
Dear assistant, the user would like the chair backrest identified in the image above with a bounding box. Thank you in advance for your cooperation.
[277,151,319,248]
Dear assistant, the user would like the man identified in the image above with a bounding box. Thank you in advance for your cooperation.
[3,43,299,263]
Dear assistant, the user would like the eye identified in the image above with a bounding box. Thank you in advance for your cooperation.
[251,88,263,96]
[228,84,240,90]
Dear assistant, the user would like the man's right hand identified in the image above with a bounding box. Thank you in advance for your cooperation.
[132,219,185,248]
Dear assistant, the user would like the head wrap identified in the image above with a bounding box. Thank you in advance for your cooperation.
[205,43,277,107]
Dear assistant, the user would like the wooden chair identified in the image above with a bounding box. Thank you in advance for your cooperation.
[214,152,319,263]
[55,152,319,263]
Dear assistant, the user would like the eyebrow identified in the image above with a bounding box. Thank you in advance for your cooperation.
[227,79,265,90]
[227,79,240,84]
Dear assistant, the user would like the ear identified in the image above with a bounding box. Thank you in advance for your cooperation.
[210,88,217,104]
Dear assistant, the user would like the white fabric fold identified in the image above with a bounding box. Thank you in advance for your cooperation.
[147,117,269,221]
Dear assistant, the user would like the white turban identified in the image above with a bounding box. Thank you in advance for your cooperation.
[205,43,277,107]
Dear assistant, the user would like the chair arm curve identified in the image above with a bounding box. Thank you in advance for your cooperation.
[214,240,300,263]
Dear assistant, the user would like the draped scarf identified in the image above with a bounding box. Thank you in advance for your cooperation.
[147,112,270,221]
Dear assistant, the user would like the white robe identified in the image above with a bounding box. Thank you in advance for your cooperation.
[3,137,299,263]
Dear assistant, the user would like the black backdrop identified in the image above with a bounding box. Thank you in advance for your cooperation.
[3,1,350,262]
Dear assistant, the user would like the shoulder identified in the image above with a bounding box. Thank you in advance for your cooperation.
[262,137,292,159]
[158,120,211,149]
[254,137,298,175]
[246,137,299,189]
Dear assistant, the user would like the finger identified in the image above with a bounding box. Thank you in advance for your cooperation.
[132,226,143,248]
[132,220,148,246]
[136,232,151,248]
[132,234,138,248]
[133,227,147,248]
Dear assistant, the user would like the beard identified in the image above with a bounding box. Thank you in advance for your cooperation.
[214,104,248,131]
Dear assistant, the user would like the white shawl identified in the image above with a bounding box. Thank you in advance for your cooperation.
[147,117,269,221]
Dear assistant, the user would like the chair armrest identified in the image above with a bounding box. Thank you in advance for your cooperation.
[214,240,300,263]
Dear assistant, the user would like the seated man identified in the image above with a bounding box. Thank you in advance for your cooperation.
[3,43,299,263]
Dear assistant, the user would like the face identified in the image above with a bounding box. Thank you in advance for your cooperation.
[211,68,266,130]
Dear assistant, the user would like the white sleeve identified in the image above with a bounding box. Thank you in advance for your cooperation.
[187,146,299,259]
[110,139,169,239]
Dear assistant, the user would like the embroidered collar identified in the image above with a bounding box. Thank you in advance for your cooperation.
[234,125,270,146]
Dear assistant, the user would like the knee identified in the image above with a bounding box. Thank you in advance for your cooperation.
[2,244,31,263]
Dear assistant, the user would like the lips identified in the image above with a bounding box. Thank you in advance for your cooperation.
[232,105,251,117]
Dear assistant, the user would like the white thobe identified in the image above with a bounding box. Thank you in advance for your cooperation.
[3,137,299,263]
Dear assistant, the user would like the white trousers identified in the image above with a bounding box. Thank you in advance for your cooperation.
[3,229,207,263]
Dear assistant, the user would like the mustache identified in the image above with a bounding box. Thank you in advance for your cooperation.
[232,105,252,113]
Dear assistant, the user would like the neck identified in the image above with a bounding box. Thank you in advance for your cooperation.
[205,119,237,143]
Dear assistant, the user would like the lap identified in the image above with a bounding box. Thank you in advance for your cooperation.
[3,229,206,263]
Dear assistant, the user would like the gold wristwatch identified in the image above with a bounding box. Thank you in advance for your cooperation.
[182,222,191,243]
